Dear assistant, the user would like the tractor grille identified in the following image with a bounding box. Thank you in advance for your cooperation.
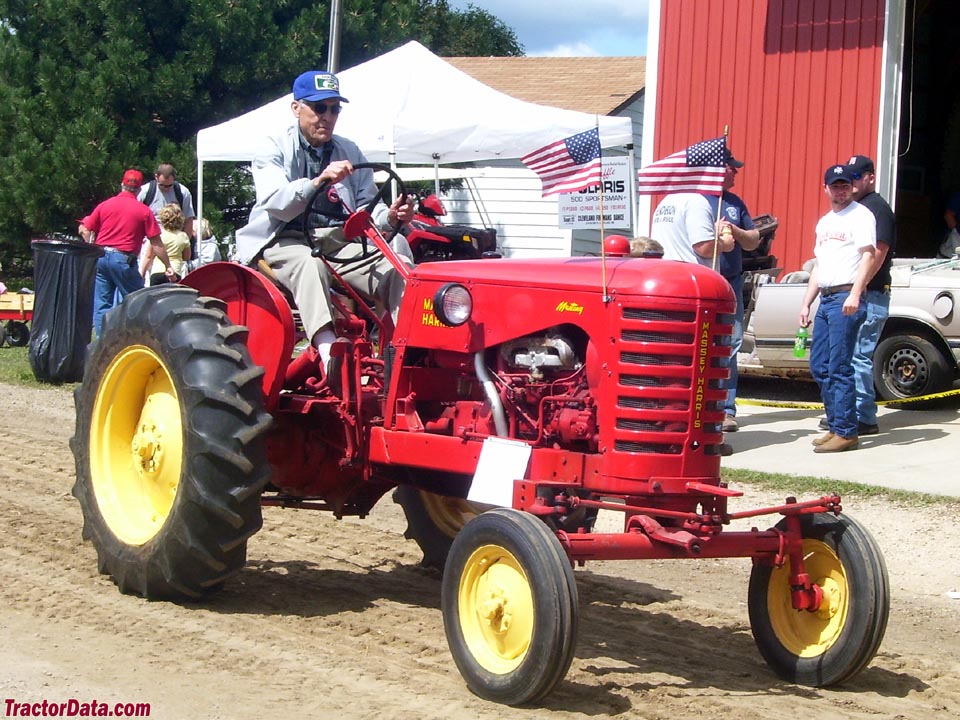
[612,303,733,455]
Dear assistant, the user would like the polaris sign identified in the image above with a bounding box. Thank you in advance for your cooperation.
[558,157,631,230]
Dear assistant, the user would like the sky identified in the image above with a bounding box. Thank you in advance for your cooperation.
[447,0,650,57]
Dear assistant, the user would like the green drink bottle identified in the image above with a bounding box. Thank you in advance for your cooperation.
[793,325,809,358]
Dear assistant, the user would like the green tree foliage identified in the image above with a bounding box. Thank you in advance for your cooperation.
[0,0,521,267]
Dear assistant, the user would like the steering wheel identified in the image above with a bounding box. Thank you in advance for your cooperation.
[304,162,409,260]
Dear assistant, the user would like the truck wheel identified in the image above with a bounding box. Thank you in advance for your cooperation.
[393,486,483,570]
[442,509,578,705]
[5,320,29,346]
[748,513,889,687]
[874,334,950,400]
[70,285,273,600]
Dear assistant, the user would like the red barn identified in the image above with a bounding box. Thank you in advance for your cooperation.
[643,0,960,270]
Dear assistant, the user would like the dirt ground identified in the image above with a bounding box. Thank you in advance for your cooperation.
[1,380,959,719]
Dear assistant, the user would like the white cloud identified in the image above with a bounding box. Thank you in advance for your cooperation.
[536,41,601,58]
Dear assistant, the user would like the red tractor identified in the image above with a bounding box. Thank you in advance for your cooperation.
[71,166,889,706]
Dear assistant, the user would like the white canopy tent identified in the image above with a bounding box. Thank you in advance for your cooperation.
[195,41,635,237]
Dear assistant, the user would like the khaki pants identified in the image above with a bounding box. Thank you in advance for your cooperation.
[262,229,405,340]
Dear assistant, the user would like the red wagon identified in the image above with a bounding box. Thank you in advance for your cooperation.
[0,291,33,347]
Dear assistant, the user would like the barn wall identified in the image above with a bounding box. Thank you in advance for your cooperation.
[654,0,885,271]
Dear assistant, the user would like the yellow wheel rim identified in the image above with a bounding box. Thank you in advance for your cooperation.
[458,544,534,674]
[421,492,482,538]
[89,345,183,546]
[767,538,848,657]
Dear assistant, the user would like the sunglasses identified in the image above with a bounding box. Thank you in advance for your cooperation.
[158,182,175,189]
[301,101,342,116]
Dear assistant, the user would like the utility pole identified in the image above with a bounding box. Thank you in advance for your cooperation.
[327,0,343,72]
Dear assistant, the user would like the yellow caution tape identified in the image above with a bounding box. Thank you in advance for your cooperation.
[736,397,824,410]
[876,386,960,406]
[737,385,960,410]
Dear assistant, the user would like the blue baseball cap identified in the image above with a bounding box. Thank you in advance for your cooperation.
[824,164,855,185]
[292,70,350,103]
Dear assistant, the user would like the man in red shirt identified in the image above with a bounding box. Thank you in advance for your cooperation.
[79,169,175,337]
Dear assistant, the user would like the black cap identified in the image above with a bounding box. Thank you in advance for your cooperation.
[824,164,855,185]
[846,155,875,178]
[724,148,744,168]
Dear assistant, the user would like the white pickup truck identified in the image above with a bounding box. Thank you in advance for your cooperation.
[741,256,960,400]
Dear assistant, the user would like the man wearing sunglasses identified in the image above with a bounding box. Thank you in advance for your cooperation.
[138,163,196,244]
[236,69,414,374]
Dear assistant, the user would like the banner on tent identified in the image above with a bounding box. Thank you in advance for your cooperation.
[557,157,631,230]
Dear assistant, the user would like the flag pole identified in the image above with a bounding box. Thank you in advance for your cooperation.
[712,125,729,272]
[597,118,611,302]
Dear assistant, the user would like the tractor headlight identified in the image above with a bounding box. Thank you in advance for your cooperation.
[433,283,473,326]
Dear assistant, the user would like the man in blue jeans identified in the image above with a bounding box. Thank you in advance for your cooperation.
[800,164,876,453]
[707,148,760,433]
[79,169,175,336]
[846,155,896,434]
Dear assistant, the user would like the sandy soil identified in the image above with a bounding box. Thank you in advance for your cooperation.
[1,380,959,719]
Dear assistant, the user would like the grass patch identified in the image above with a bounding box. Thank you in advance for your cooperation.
[723,467,960,508]
[0,345,79,389]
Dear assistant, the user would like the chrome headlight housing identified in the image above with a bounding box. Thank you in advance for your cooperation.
[433,283,473,326]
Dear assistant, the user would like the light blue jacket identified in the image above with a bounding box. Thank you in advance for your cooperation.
[235,124,389,265]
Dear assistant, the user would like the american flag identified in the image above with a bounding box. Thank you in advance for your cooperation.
[522,128,603,197]
[636,136,727,195]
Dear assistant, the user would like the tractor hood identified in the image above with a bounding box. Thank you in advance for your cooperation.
[409,256,735,302]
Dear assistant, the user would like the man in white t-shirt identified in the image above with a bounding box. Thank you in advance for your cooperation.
[650,193,734,268]
[800,164,877,453]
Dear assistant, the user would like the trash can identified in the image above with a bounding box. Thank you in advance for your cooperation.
[29,238,104,383]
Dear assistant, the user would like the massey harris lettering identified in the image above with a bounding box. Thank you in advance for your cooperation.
[693,321,711,429]
[421,297,445,327]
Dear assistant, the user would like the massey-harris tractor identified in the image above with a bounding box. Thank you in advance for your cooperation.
[71,166,889,706]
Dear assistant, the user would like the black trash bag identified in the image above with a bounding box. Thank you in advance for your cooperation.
[29,238,104,383]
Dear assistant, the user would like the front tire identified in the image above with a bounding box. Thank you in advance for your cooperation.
[442,509,578,705]
[748,513,889,686]
[874,334,951,400]
[70,286,273,600]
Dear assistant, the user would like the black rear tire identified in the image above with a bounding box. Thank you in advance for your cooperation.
[442,509,578,705]
[70,285,273,600]
[748,513,889,686]
[393,486,484,571]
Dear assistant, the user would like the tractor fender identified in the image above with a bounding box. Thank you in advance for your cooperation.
[181,262,295,411]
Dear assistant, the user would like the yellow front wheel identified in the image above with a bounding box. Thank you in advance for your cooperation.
[442,509,578,705]
[748,513,889,686]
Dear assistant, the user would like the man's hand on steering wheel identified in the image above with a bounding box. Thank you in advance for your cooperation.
[313,159,354,188]
[388,193,415,227]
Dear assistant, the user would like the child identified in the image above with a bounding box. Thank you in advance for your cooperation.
[197,218,223,266]
[630,236,664,257]
[143,203,191,285]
